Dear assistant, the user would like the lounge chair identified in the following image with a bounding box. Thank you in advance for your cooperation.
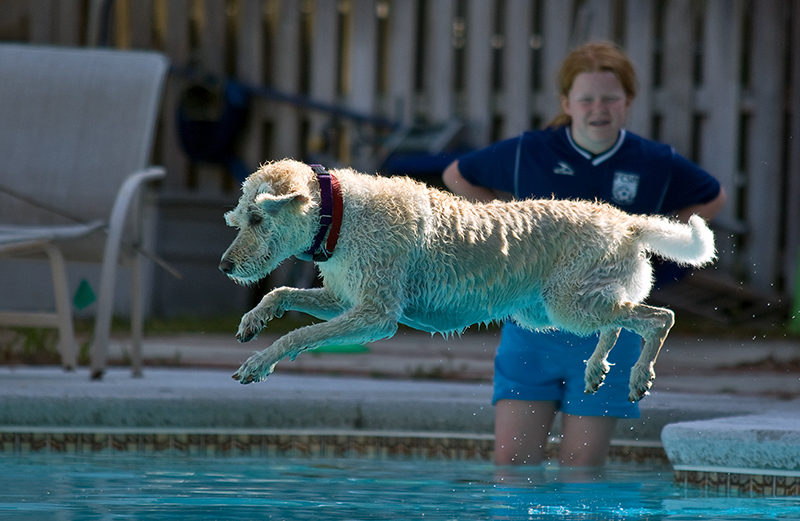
[0,44,168,378]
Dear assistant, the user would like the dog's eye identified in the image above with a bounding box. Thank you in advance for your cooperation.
[248,213,263,226]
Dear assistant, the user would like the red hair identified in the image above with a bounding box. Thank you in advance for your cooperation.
[547,42,638,128]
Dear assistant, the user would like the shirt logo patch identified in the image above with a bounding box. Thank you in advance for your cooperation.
[612,172,639,205]
[553,161,574,176]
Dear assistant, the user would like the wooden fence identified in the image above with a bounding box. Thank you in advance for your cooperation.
[2,0,799,304]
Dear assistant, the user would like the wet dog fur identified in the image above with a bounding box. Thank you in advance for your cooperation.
[219,159,715,401]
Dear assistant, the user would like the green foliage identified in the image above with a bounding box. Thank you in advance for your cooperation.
[0,328,61,365]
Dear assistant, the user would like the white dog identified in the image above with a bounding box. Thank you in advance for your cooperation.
[220,159,715,401]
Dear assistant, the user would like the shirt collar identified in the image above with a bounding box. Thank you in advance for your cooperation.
[565,127,627,166]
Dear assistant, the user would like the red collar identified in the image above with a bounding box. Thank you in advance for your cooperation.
[303,164,343,262]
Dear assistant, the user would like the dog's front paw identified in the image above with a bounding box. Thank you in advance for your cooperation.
[236,300,286,342]
[236,316,265,343]
[236,311,269,343]
[231,351,279,384]
[628,362,655,402]
[584,359,610,395]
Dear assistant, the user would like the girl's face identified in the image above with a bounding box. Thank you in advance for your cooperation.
[561,71,631,155]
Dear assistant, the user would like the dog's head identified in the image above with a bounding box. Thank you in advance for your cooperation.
[219,159,316,285]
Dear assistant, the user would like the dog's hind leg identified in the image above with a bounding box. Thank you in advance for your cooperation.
[583,327,621,395]
[614,303,675,402]
[233,302,400,384]
[237,287,348,342]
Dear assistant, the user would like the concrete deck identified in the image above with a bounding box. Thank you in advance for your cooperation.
[2,329,799,474]
[99,329,800,398]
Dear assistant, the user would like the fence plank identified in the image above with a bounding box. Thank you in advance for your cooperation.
[464,0,493,144]
[30,0,54,44]
[86,0,104,45]
[309,0,339,105]
[127,0,153,49]
[307,0,339,157]
[660,0,695,158]
[699,0,744,274]
[346,0,378,168]
[57,0,82,45]
[623,0,655,138]
[500,0,532,139]
[113,0,131,48]
[348,0,377,113]
[745,0,787,290]
[386,0,418,126]
[235,0,264,84]
[576,0,614,44]
[539,0,572,126]
[424,0,456,122]
[271,0,302,160]
[237,0,265,172]
[163,0,191,188]
[201,0,226,76]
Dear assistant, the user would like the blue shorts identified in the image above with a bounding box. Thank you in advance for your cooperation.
[492,323,641,418]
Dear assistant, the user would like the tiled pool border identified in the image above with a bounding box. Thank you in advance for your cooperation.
[0,428,496,461]
[675,468,800,496]
[0,427,665,462]
[3,428,797,496]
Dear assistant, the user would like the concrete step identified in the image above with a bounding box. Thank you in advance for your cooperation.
[662,415,800,476]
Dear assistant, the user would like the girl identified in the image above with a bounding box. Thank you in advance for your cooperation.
[443,42,726,467]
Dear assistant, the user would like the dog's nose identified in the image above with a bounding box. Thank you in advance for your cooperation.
[219,258,235,274]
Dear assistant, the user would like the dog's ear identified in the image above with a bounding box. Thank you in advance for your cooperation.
[255,192,307,216]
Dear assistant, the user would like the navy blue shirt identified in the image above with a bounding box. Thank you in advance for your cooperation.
[458,126,720,216]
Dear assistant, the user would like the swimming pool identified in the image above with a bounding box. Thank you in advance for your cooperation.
[2,454,798,520]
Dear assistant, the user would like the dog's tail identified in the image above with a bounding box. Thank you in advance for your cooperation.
[638,214,716,267]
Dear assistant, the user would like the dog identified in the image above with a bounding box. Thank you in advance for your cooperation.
[219,159,715,401]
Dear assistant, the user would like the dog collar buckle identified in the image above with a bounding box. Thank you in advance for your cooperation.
[304,164,343,262]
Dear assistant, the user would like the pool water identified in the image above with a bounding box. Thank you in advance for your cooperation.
[1,454,798,520]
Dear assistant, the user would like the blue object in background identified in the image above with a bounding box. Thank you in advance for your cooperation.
[177,80,250,182]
